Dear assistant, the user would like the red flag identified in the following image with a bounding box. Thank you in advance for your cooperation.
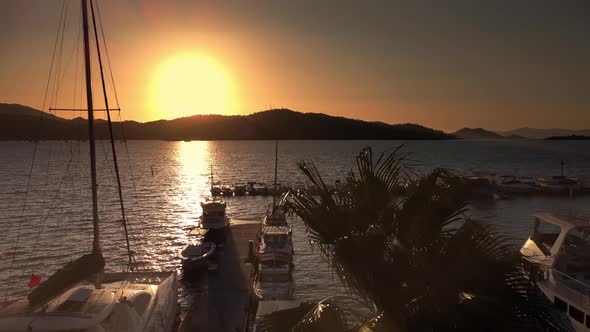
[28,274,41,288]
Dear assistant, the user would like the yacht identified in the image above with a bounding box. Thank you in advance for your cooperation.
[253,259,294,301]
[464,171,497,198]
[233,183,247,196]
[497,175,538,194]
[253,183,270,196]
[536,176,583,194]
[221,184,233,196]
[200,198,229,230]
[258,225,293,263]
[200,198,229,245]
[520,212,590,331]
[210,182,223,197]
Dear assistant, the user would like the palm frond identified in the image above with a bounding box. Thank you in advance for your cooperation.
[287,145,571,331]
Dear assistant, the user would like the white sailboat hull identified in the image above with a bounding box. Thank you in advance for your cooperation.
[0,272,178,332]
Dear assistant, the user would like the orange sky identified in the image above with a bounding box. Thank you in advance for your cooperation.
[1,0,589,132]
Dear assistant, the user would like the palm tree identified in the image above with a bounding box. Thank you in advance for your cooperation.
[264,146,570,331]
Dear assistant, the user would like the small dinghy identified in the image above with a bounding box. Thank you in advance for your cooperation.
[179,241,216,272]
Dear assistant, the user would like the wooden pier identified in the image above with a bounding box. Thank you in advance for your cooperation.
[178,220,260,332]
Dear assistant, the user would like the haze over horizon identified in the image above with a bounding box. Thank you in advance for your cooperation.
[1,0,589,132]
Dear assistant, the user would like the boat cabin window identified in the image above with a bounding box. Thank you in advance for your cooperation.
[564,227,590,252]
[264,234,288,248]
[568,304,585,323]
[204,211,225,217]
[532,220,562,255]
[554,296,567,313]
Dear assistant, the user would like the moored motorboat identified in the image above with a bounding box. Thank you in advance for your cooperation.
[253,259,294,301]
[179,240,216,272]
[200,198,229,230]
[200,198,229,244]
[520,212,590,331]
[536,176,583,194]
[234,183,247,196]
[497,175,538,194]
[221,184,233,196]
[464,171,497,198]
[253,183,271,196]
[210,182,223,197]
[258,225,293,263]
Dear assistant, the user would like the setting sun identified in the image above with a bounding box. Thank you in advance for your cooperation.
[152,54,236,119]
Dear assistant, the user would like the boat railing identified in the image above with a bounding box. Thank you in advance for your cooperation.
[550,268,590,306]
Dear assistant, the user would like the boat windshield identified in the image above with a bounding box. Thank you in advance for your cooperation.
[260,273,290,282]
[563,226,590,255]
[532,220,561,255]
[204,211,225,217]
[264,234,288,248]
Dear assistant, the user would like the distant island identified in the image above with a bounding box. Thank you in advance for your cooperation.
[545,135,590,140]
[0,103,453,140]
[500,127,590,139]
[452,127,525,140]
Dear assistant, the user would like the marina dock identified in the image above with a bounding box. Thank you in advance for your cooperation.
[179,220,261,332]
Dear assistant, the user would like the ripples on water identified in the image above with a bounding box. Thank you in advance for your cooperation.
[1,140,589,310]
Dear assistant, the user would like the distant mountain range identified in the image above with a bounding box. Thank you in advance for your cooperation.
[3,103,587,141]
[453,127,590,140]
[0,103,453,140]
[452,128,503,139]
[452,128,525,140]
[500,127,590,139]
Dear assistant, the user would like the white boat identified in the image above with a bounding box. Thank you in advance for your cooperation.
[221,184,233,196]
[233,184,247,196]
[464,171,497,197]
[0,272,177,332]
[200,198,229,230]
[252,183,271,196]
[210,182,223,197]
[497,175,538,194]
[536,176,583,194]
[258,225,293,263]
[179,240,216,272]
[520,212,590,331]
[0,1,178,330]
[253,260,294,301]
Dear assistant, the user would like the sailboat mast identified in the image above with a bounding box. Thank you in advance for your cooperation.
[273,140,278,208]
[89,0,134,270]
[82,0,100,255]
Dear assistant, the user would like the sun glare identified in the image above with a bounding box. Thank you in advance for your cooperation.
[153,54,236,119]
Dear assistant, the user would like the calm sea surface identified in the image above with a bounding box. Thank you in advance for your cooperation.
[1,139,590,312]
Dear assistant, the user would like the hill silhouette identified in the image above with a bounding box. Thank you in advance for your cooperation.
[452,128,504,139]
[0,103,453,140]
[453,128,528,139]
[501,127,590,139]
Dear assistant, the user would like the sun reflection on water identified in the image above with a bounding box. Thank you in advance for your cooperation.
[171,141,212,228]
